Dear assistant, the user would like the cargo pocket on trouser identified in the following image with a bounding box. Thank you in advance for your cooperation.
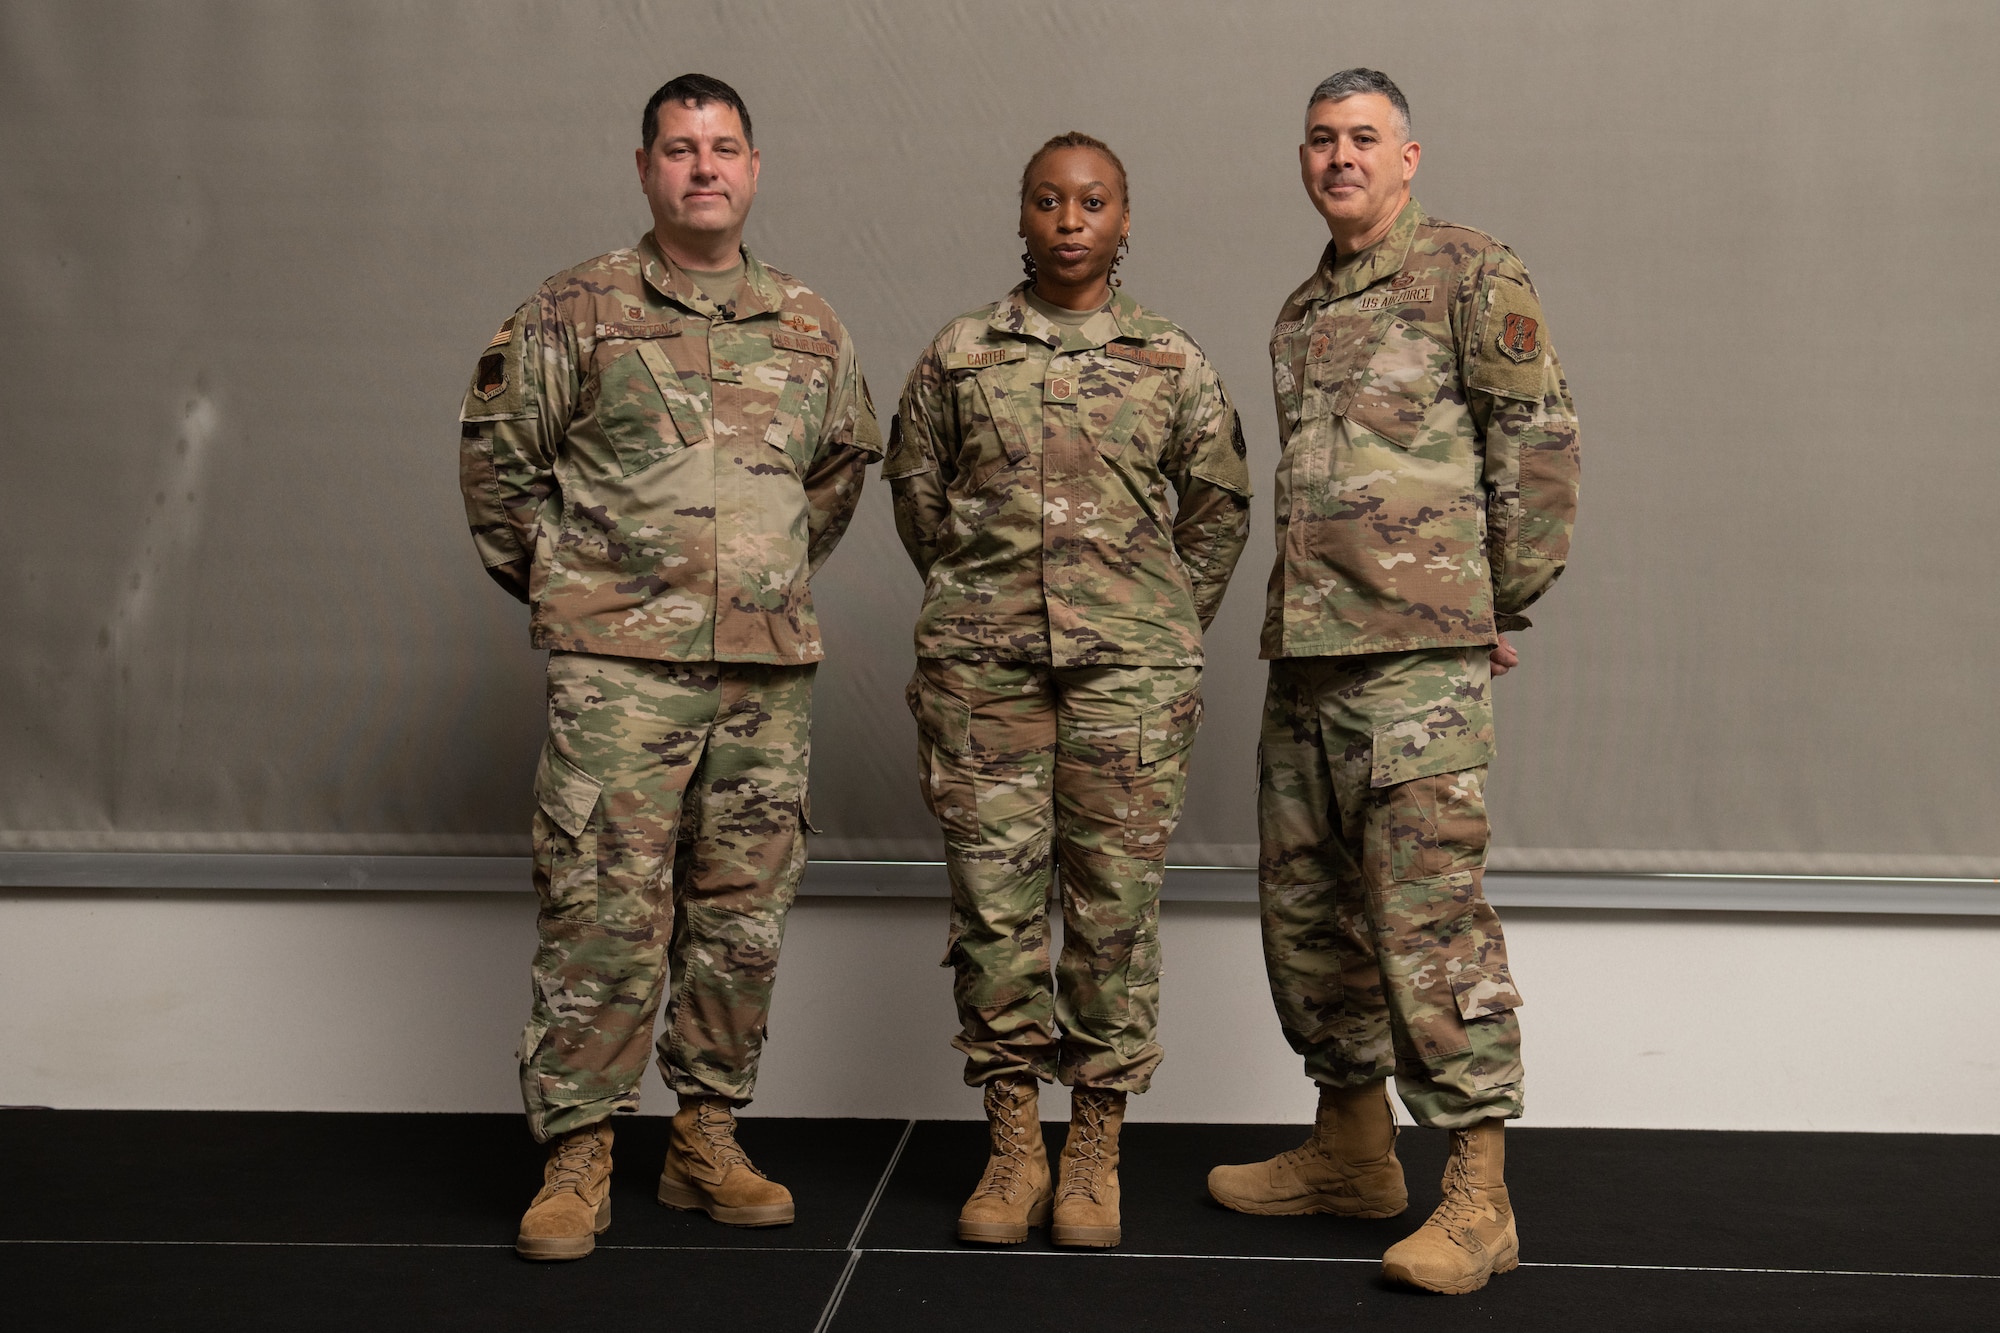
[906,665,978,846]
[1369,698,1494,885]
[533,740,605,921]
[1119,687,1203,858]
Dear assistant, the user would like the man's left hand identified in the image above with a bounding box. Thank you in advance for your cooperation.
[1490,633,1519,678]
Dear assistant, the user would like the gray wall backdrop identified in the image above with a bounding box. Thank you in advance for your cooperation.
[4,0,1996,877]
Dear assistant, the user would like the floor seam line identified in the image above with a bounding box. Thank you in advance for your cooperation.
[813,1117,914,1332]
[844,1117,916,1251]
[0,1239,852,1253]
[847,1247,2000,1279]
[811,1250,863,1333]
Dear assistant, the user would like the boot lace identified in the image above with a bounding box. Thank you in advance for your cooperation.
[694,1101,766,1179]
[544,1129,604,1195]
[1056,1095,1113,1204]
[1272,1137,1328,1173]
[1426,1130,1486,1237]
[971,1082,1036,1200]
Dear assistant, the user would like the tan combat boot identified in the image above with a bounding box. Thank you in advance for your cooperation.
[657,1096,795,1226]
[1050,1087,1127,1248]
[1207,1082,1408,1218]
[1381,1118,1519,1294]
[516,1121,614,1261]
[958,1077,1053,1243]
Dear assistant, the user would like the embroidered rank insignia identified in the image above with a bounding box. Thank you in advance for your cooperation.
[1308,332,1331,362]
[1046,374,1076,402]
[1104,343,1188,369]
[772,330,838,358]
[1497,312,1540,362]
[473,351,507,401]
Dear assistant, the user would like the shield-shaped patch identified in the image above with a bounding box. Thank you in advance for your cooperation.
[473,351,507,401]
[1497,312,1539,363]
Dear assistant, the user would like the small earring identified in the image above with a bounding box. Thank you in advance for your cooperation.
[1108,235,1130,288]
[1022,248,1037,282]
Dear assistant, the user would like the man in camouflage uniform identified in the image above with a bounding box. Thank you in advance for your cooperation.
[887,133,1252,1249]
[457,74,881,1261]
[1205,70,1580,1295]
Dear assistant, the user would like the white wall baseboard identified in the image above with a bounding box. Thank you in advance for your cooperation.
[2,889,1996,1132]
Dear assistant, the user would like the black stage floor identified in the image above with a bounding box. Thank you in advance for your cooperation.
[3,1111,1995,1330]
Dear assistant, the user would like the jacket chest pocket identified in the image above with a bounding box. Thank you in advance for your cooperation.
[594,339,707,476]
[1306,309,1387,411]
[1082,365,1173,465]
[758,345,834,475]
[949,366,1037,495]
[1343,318,1448,451]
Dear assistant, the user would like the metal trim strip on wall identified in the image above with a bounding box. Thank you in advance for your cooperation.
[0,853,1995,916]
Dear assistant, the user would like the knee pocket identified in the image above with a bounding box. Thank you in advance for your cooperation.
[943,918,1043,1010]
[1391,883,1523,1064]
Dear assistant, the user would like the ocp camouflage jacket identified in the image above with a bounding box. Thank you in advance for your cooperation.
[886,285,1252,668]
[1263,199,1580,659]
[457,235,881,664]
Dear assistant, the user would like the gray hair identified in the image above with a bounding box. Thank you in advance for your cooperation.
[1307,68,1411,141]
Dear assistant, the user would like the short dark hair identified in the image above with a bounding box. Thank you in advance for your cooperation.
[642,73,753,150]
[1019,131,1130,207]
[1308,68,1411,141]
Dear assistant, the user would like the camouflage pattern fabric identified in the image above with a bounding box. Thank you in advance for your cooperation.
[519,651,814,1142]
[458,234,883,664]
[1262,199,1580,658]
[1257,646,1523,1128]
[885,284,1252,667]
[907,657,1204,1092]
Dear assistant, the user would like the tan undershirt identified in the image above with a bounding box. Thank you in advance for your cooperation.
[684,259,745,308]
[1026,287,1105,327]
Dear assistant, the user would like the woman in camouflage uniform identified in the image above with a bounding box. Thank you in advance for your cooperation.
[883,133,1252,1249]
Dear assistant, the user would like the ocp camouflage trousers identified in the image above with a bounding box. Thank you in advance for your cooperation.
[907,658,1204,1093]
[519,652,814,1142]
[1258,647,1524,1128]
